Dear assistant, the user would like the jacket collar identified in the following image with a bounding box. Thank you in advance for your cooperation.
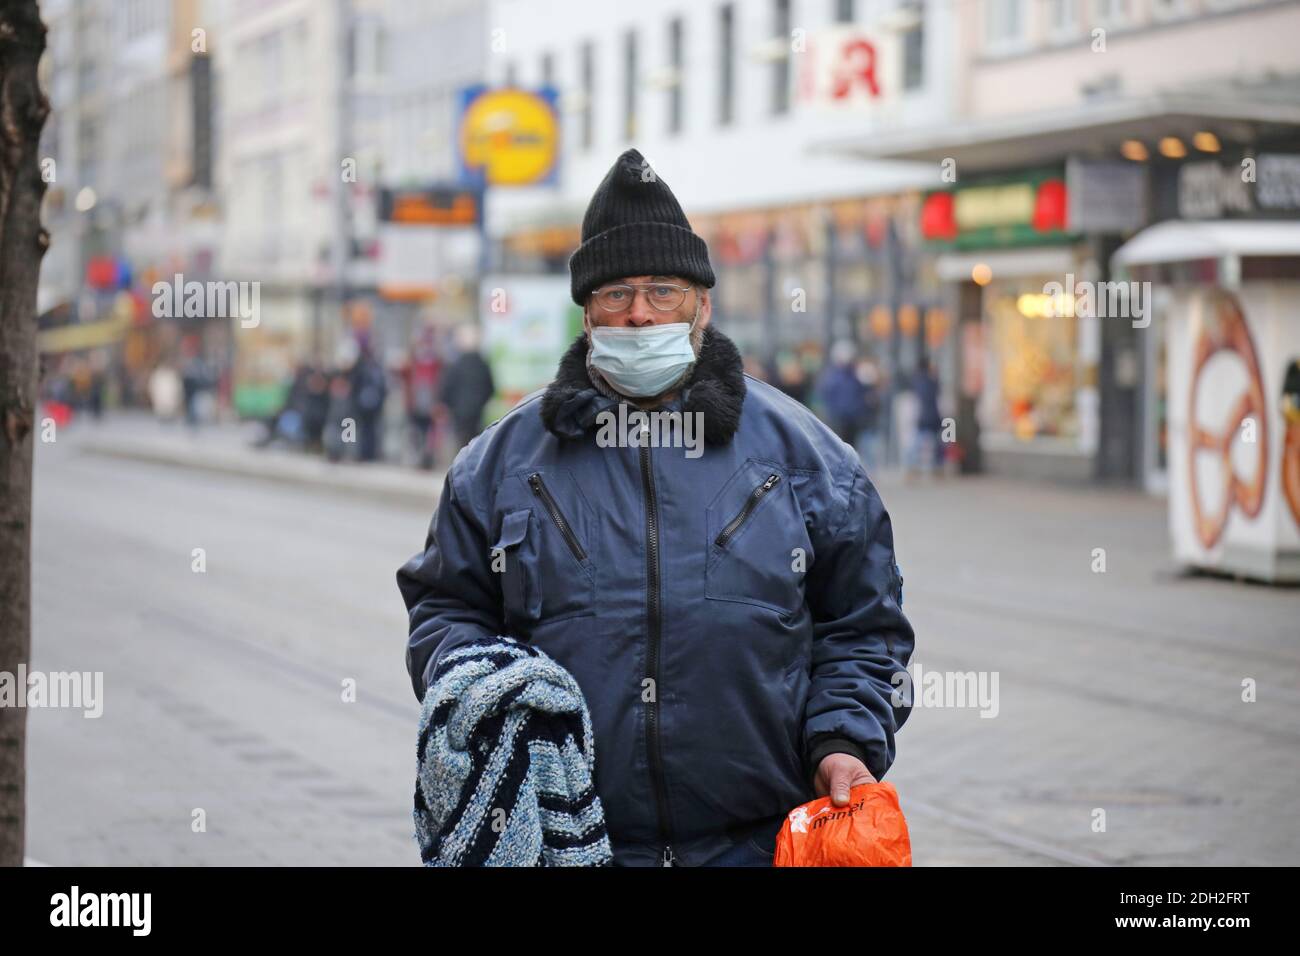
[540,324,746,446]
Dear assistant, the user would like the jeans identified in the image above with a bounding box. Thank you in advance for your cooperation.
[699,813,784,867]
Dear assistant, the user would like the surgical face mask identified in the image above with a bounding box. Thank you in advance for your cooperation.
[587,302,700,398]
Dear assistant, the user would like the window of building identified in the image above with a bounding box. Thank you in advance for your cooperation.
[1042,0,1079,41]
[580,41,595,150]
[1149,0,1191,20]
[835,0,855,22]
[772,0,791,116]
[623,29,638,141]
[984,0,1026,54]
[1089,0,1133,28]
[719,4,735,126]
[902,2,925,90]
[668,18,684,135]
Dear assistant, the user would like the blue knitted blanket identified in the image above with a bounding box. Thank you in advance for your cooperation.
[414,636,613,866]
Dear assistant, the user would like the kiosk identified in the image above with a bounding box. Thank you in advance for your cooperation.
[1113,221,1300,583]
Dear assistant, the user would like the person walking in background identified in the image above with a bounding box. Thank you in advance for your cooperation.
[438,323,494,452]
[147,361,183,423]
[771,349,810,405]
[350,334,389,463]
[180,338,213,428]
[301,361,330,454]
[402,326,443,470]
[854,354,884,473]
[816,339,867,446]
[907,358,943,479]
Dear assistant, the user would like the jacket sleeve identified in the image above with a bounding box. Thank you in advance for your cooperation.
[802,463,915,782]
[398,466,505,701]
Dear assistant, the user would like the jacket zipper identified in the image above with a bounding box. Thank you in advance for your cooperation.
[528,473,587,562]
[714,473,781,548]
[639,440,676,865]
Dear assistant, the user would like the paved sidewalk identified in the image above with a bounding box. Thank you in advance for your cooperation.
[66,413,445,510]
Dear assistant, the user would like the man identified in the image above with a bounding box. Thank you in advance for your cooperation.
[439,323,495,452]
[398,148,914,867]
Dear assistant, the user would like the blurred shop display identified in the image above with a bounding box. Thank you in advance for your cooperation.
[478,274,582,421]
[1115,221,1300,583]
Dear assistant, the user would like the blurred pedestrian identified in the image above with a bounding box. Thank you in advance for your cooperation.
[439,324,494,451]
[772,350,810,405]
[323,365,354,463]
[301,362,329,454]
[907,358,943,479]
[147,362,183,423]
[854,354,884,472]
[816,339,866,446]
[402,327,443,469]
[350,335,389,463]
[180,339,213,428]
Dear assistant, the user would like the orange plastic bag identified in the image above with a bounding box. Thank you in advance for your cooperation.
[773,782,912,867]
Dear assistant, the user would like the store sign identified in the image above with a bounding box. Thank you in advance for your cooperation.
[1066,158,1147,234]
[378,186,480,226]
[797,26,900,111]
[1257,154,1300,211]
[922,172,1072,249]
[456,86,560,187]
[377,185,481,300]
[1178,161,1252,219]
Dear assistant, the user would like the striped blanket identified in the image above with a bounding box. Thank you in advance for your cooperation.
[414,636,613,866]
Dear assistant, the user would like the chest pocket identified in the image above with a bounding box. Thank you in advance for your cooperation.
[492,472,596,632]
[705,460,813,617]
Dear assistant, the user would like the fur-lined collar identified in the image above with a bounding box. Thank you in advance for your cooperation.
[540,324,746,445]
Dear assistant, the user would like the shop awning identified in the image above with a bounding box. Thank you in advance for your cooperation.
[1112,219,1300,266]
[37,313,131,354]
[812,87,1300,173]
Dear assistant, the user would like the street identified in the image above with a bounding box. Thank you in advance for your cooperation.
[26,430,1300,866]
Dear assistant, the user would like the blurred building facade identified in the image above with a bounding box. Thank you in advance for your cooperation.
[821,0,1300,485]
[375,0,485,338]
[37,0,219,407]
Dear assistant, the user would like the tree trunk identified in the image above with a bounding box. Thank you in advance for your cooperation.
[0,0,49,868]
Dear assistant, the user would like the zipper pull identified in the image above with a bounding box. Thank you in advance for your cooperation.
[528,473,541,492]
[662,845,676,867]
[761,473,780,493]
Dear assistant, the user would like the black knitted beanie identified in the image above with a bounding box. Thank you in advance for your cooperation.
[568,148,715,305]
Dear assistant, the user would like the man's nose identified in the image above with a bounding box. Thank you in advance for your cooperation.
[626,289,657,325]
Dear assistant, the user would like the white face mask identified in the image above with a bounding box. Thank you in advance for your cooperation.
[586,300,701,398]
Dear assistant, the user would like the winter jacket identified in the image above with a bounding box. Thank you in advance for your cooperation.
[398,325,915,867]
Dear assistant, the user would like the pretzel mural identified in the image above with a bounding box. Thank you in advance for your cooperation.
[1187,291,1268,551]
[1283,359,1300,530]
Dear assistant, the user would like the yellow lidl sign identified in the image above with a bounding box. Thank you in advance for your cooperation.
[457,86,559,187]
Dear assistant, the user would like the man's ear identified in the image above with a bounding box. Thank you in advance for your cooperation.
[697,286,712,331]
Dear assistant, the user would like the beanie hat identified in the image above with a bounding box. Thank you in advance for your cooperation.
[568,148,715,305]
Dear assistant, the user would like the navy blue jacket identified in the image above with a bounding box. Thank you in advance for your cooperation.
[399,326,915,866]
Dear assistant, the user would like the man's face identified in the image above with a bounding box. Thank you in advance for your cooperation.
[585,275,712,331]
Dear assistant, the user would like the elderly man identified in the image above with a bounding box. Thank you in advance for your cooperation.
[399,148,914,867]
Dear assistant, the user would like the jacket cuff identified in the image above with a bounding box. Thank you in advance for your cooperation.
[807,735,871,782]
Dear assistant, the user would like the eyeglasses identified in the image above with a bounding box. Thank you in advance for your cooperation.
[591,282,694,313]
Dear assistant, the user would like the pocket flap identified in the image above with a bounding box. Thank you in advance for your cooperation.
[493,509,531,552]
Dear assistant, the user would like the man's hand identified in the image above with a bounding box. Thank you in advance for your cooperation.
[814,752,877,806]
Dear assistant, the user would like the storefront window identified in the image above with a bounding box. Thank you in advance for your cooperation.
[984,277,1082,443]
